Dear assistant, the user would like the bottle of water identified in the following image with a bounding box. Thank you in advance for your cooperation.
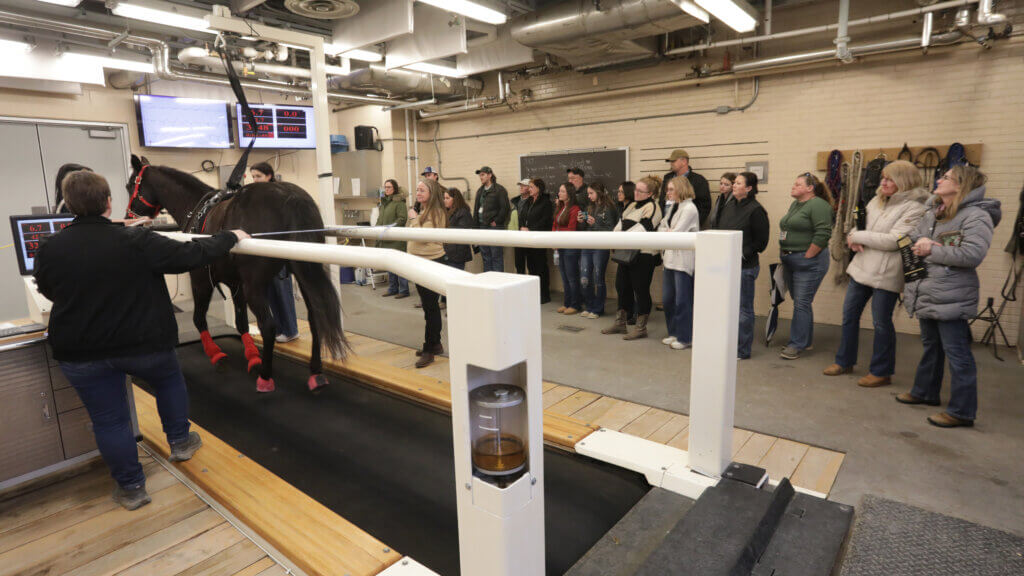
[553,249,560,267]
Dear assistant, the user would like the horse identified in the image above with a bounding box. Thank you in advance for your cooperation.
[125,154,347,393]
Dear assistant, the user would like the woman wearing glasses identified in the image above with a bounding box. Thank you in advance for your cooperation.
[898,165,1000,428]
[823,160,928,386]
[778,173,834,360]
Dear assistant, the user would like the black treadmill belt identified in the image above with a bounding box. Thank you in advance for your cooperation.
[146,337,648,576]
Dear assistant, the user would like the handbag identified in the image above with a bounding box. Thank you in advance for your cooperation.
[611,249,639,265]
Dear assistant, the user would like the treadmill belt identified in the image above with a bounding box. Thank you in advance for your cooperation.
[145,337,648,576]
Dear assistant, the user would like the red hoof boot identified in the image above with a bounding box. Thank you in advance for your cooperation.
[240,333,262,372]
[308,374,329,392]
[256,377,275,393]
[200,331,228,366]
[246,356,263,373]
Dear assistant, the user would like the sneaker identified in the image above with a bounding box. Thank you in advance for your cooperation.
[169,431,203,462]
[823,363,852,376]
[895,392,941,406]
[661,336,677,345]
[112,484,151,511]
[779,346,801,360]
[275,333,299,343]
[394,293,410,300]
[927,412,973,428]
[671,341,691,350]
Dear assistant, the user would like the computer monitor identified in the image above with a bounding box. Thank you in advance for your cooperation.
[9,214,75,276]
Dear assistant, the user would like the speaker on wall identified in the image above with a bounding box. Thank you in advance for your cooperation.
[354,125,379,151]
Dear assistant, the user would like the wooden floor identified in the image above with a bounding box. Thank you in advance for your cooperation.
[263,320,846,496]
[0,447,287,576]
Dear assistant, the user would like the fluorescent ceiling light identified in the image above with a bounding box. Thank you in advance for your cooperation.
[668,0,709,23]
[0,38,33,54]
[402,61,466,78]
[694,0,758,33]
[61,52,155,73]
[112,2,211,33]
[33,0,83,6]
[417,0,506,25]
[325,46,383,63]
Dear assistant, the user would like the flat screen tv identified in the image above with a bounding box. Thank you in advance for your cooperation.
[135,94,232,149]
[236,103,316,149]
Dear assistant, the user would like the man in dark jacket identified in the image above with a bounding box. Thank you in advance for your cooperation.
[473,166,511,272]
[567,167,589,208]
[519,182,554,303]
[34,170,247,511]
[663,149,711,228]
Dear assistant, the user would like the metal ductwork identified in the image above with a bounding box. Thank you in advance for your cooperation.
[977,0,1007,24]
[332,66,482,98]
[509,0,704,67]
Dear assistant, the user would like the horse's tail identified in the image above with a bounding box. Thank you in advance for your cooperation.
[291,260,349,360]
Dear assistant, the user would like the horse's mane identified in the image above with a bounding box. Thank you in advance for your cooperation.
[155,164,216,194]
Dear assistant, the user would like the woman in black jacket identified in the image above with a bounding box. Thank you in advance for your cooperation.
[443,187,474,270]
[53,163,92,213]
[519,178,554,303]
[712,171,769,359]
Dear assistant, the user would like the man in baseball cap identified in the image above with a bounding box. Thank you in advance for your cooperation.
[472,166,510,272]
[421,166,439,181]
[662,149,710,227]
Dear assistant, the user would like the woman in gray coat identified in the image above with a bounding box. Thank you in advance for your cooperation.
[898,165,1001,428]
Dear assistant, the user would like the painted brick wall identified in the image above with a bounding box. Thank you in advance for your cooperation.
[418,39,1024,345]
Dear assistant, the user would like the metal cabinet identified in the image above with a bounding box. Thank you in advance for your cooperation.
[0,345,64,483]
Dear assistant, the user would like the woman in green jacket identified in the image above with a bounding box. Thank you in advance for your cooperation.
[377,178,410,298]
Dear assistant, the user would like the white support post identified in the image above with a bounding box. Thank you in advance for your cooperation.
[688,231,742,478]
[446,272,545,576]
[308,38,340,292]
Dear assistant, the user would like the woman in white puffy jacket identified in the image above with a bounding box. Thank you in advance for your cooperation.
[658,176,700,350]
[823,160,929,386]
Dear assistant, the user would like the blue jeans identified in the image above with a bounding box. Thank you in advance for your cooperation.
[662,269,694,344]
[557,249,582,309]
[580,249,610,315]
[782,249,830,350]
[835,278,898,376]
[267,268,299,338]
[910,319,978,420]
[59,350,190,489]
[739,265,759,358]
[480,245,504,272]
[387,272,410,296]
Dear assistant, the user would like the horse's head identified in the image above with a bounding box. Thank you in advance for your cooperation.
[126,154,161,219]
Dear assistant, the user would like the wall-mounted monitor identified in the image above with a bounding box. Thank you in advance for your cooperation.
[135,95,232,149]
[236,103,316,149]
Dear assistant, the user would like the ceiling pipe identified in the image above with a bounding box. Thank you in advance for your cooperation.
[0,8,401,106]
[835,0,853,63]
[922,12,934,52]
[665,0,978,56]
[977,0,1007,24]
[509,0,687,47]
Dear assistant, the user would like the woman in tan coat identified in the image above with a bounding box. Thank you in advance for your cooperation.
[407,179,449,368]
[824,160,929,386]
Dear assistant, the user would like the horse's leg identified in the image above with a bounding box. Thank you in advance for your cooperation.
[192,269,227,367]
[232,288,263,373]
[242,278,278,393]
[296,282,328,392]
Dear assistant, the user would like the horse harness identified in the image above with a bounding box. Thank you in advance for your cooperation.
[182,188,236,234]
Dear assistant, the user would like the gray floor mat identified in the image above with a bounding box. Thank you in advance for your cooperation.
[841,495,1024,576]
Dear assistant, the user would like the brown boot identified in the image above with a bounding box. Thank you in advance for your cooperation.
[415,353,435,368]
[623,314,649,340]
[415,342,444,357]
[927,412,973,428]
[895,392,940,406]
[601,310,628,335]
[857,374,891,388]
[823,364,852,376]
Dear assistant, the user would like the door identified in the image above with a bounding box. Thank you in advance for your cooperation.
[37,124,130,218]
[0,122,49,321]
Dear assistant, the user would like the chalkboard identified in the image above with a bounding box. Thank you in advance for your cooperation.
[519,148,629,194]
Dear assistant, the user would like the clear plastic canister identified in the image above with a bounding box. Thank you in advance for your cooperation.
[469,384,527,477]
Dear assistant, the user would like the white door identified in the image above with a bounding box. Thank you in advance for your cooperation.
[37,124,130,218]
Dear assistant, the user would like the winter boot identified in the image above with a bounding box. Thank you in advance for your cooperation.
[601,310,628,335]
[623,314,649,340]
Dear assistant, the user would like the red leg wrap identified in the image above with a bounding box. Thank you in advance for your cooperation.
[240,333,262,371]
[200,331,227,366]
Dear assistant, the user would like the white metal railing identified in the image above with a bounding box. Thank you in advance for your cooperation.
[329,225,698,251]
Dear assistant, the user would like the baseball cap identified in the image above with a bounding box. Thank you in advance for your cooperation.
[517,178,531,186]
[421,166,437,176]
[475,166,493,174]
[665,149,689,162]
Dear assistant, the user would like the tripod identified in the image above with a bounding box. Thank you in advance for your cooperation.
[969,296,1012,361]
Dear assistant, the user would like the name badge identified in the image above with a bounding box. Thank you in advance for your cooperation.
[779,230,788,241]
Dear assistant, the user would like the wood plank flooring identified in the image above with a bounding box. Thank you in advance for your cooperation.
[262,320,846,495]
[0,448,286,576]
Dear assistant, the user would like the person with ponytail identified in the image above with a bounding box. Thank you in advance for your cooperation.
[407,179,449,369]
[602,175,663,340]
[778,172,834,360]
[553,182,582,314]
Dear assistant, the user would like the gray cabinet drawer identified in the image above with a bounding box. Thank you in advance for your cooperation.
[53,386,84,413]
[0,345,63,482]
[58,406,97,459]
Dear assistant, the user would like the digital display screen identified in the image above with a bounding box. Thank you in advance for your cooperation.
[9,215,75,276]
[236,103,316,149]
[136,95,232,149]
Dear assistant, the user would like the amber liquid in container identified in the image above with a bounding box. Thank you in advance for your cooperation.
[472,433,526,474]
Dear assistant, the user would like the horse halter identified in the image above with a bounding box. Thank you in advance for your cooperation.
[126,165,162,219]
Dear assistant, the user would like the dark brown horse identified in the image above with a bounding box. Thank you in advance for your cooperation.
[125,154,347,393]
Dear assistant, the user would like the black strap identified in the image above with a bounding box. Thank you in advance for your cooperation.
[898,143,913,161]
[215,41,257,192]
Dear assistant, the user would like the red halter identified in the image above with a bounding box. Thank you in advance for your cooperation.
[126,165,161,218]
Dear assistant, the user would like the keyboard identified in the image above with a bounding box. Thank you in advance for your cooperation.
[0,323,47,339]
